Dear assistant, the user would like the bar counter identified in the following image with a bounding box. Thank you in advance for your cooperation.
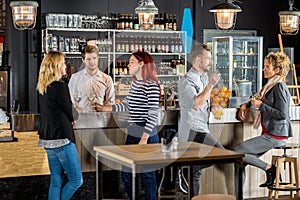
[0,107,299,199]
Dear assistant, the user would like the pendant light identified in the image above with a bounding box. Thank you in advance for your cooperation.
[209,0,242,31]
[279,0,300,35]
[10,1,39,30]
[135,0,158,30]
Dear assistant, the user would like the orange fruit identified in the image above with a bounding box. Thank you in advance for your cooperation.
[219,86,227,92]
[211,87,219,95]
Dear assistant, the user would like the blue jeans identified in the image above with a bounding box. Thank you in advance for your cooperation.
[122,122,159,200]
[45,142,83,200]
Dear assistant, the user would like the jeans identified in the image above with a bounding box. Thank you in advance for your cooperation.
[233,134,286,191]
[122,122,159,200]
[188,130,224,197]
[45,142,83,200]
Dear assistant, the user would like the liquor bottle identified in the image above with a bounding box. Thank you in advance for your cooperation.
[138,36,143,52]
[154,14,160,30]
[170,36,175,53]
[143,36,148,52]
[134,37,139,52]
[130,36,135,52]
[165,37,170,53]
[115,60,119,75]
[116,35,121,52]
[119,14,125,29]
[133,16,139,30]
[168,14,173,30]
[124,36,130,52]
[177,34,183,53]
[159,14,165,31]
[156,37,161,53]
[172,14,177,31]
[151,36,156,53]
[120,35,125,52]
[147,36,152,52]
[123,60,128,75]
[164,13,169,31]
[161,37,166,53]
[128,14,133,30]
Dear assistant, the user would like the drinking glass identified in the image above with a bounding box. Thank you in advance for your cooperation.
[73,91,82,106]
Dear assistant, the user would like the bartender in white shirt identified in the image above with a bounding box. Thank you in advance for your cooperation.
[68,45,115,112]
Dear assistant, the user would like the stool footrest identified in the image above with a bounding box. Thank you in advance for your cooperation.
[268,183,300,191]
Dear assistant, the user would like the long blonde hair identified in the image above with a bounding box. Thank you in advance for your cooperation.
[37,51,65,95]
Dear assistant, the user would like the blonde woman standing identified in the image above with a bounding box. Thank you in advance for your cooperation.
[37,51,83,200]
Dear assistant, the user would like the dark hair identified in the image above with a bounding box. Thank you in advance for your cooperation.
[131,51,159,84]
[81,45,99,59]
[190,44,211,63]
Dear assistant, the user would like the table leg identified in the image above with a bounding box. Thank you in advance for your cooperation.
[96,152,103,200]
[132,167,136,200]
[235,159,243,200]
[187,166,191,200]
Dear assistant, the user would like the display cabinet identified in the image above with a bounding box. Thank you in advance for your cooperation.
[212,36,263,97]
[42,28,187,109]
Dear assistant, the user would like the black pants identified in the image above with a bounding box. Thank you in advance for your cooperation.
[188,130,224,196]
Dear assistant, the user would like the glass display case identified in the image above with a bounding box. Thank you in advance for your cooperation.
[212,36,263,98]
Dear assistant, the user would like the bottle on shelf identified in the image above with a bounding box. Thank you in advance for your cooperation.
[172,14,177,31]
[133,16,139,30]
[168,14,173,30]
[151,36,156,53]
[164,13,169,31]
[130,36,135,53]
[156,37,161,53]
[143,36,148,52]
[154,14,160,30]
[159,14,165,31]
[147,36,152,53]
[170,36,175,53]
[161,37,166,53]
[124,36,130,53]
[138,36,143,52]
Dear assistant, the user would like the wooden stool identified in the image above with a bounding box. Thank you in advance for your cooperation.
[268,143,300,200]
[192,194,235,200]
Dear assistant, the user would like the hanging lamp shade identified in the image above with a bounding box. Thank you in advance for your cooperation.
[10,1,39,30]
[209,1,242,31]
[135,0,158,30]
[278,0,300,35]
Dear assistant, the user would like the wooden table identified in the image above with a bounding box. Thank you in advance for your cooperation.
[94,142,244,200]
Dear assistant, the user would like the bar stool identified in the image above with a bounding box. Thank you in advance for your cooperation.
[191,194,235,200]
[268,143,300,200]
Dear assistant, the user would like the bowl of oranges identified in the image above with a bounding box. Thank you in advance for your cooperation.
[210,86,232,108]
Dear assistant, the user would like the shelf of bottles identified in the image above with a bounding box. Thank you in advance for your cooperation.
[42,12,186,109]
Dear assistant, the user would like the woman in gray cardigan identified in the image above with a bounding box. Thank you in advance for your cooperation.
[234,51,292,188]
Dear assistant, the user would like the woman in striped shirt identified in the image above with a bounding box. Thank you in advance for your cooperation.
[95,51,160,200]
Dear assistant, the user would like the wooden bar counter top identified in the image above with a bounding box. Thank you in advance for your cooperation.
[0,125,49,178]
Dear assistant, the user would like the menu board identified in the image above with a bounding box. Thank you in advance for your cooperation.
[0,0,7,29]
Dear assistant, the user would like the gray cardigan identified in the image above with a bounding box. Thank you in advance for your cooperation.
[244,82,293,137]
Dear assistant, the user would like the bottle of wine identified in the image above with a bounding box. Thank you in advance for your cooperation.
[164,13,169,31]
[172,14,177,31]
[159,13,165,31]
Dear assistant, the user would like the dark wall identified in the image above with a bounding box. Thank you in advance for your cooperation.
[6,0,300,112]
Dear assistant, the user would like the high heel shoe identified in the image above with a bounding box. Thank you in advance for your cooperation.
[259,165,276,187]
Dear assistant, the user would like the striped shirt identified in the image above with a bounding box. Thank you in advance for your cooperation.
[113,80,160,135]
